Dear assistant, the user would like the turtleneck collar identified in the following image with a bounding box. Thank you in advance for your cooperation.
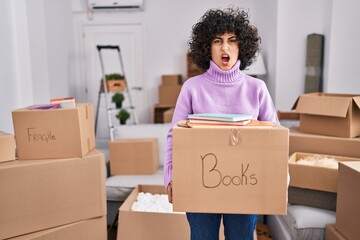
[204,60,245,84]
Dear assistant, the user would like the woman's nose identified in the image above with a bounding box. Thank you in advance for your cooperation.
[222,43,229,50]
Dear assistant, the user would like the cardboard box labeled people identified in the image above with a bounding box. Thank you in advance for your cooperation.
[12,103,95,160]
[0,149,106,239]
[172,125,289,214]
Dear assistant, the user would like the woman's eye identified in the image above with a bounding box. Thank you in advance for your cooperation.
[229,39,237,44]
[213,39,221,44]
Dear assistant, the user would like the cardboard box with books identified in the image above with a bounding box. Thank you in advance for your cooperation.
[12,103,95,160]
[289,152,360,193]
[109,138,159,175]
[172,124,289,214]
[0,149,106,239]
[292,92,360,138]
[335,161,360,240]
[0,131,16,163]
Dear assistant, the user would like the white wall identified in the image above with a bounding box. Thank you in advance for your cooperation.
[327,0,360,93]
[0,0,72,133]
[274,0,332,111]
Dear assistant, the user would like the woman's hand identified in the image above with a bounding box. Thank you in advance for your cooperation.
[167,182,173,203]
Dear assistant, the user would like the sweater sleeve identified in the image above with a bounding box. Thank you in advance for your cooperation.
[258,81,280,125]
[163,83,193,188]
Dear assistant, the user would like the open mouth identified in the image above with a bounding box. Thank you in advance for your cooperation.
[221,54,230,64]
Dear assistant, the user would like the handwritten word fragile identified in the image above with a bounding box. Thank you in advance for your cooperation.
[201,153,258,188]
[27,128,56,143]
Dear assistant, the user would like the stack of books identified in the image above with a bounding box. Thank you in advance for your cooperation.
[177,113,275,128]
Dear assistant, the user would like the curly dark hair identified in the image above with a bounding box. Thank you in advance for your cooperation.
[188,7,261,71]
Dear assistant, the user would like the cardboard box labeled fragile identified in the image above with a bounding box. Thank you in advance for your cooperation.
[335,161,360,240]
[0,131,16,162]
[172,125,289,214]
[10,216,107,240]
[289,127,360,158]
[159,85,182,105]
[0,149,106,239]
[12,103,95,160]
[117,185,190,240]
[289,152,360,193]
[292,93,360,138]
[109,138,159,175]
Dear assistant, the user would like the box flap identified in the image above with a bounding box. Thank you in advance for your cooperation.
[353,96,360,109]
[294,93,351,117]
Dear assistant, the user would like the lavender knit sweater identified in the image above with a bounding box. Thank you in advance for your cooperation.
[163,60,279,188]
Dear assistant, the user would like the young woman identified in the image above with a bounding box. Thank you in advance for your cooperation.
[164,7,279,240]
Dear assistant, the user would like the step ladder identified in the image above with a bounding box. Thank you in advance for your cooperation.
[94,45,138,141]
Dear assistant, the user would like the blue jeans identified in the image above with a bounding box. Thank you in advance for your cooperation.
[186,213,258,240]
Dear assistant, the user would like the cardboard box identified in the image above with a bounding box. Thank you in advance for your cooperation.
[326,224,346,240]
[289,127,360,158]
[335,161,360,240]
[163,108,174,123]
[153,104,175,123]
[109,138,159,175]
[12,103,95,160]
[0,149,106,239]
[158,85,182,105]
[289,152,360,193]
[256,223,272,240]
[172,125,289,214]
[117,185,190,240]
[161,75,182,85]
[292,93,360,138]
[0,131,16,162]
[9,217,107,240]
[100,79,126,92]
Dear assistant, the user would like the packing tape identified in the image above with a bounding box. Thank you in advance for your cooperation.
[229,129,241,146]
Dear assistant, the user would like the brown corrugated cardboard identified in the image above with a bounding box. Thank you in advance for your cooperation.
[109,138,159,175]
[289,127,360,158]
[292,93,360,138]
[9,217,107,240]
[0,131,16,162]
[289,152,360,193]
[161,75,182,85]
[0,149,106,239]
[163,108,174,123]
[12,103,95,160]
[117,185,190,240]
[159,85,182,105]
[172,125,289,214]
[335,161,360,240]
[326,224,346,240]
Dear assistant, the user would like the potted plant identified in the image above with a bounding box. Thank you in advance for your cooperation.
[112,92,125,108]
[116,109,130,125]
[100,73,126,92]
